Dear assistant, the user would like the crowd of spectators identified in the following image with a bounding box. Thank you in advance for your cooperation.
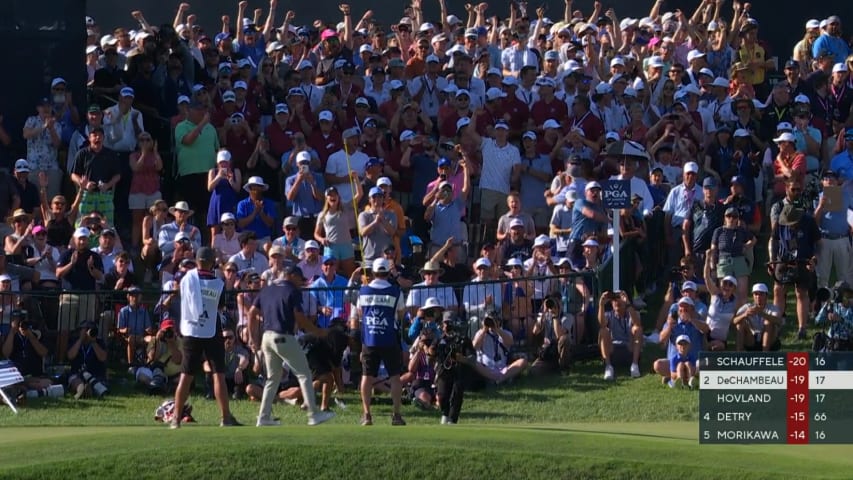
[2,0,853,408]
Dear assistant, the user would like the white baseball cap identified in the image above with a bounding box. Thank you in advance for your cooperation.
[752,283,769,294]
[681,281,698,291]
[683,162,699,174]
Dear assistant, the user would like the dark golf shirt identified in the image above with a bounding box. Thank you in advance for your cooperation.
[253,280,302,335]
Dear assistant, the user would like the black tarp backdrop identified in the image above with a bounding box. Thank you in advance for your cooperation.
[0,0,849,157]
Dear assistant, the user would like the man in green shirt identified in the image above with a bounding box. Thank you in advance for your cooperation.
[175,101,219,226]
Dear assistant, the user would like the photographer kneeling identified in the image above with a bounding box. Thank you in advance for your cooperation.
[67,321,109,399]
[814,281,853,352]
[431,317,475,425]
[136,320,183,394]
[2,310,56,401]
[530,297,573,375]
[471,312,528,385]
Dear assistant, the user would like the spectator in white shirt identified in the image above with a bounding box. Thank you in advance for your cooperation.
[472,121,521,230]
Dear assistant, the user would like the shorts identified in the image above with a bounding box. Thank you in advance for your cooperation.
[128,192,163,210]
[609,343,636,367]
[479,189,509,221]
[716,255,750,278]
[706,332,727,349]
[745,333,782,352]
[361,345,403,378]
[325,242,355,260]
[411,379,434,397]
[181,335,226,374]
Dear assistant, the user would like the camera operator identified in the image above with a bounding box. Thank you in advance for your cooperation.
[814,281,853,351]
[135,319,183,394]
[647,257,706,343]
[1,310,52,397]
[407,297,443,344]
[530,297,573,375]
[403,328,437,411]
[598,291,643,381]
[67,321,109,399]
[431,317,475,425]
[471,312,528,384]
[769,203,820,340]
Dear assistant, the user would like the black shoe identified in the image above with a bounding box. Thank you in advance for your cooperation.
[220,415,243,427]
[797,329,808,340]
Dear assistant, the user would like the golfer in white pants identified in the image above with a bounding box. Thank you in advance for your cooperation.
[249,266,335,427]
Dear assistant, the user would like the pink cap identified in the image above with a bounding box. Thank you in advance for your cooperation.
[32,225,46,235]
[320,29,338,41]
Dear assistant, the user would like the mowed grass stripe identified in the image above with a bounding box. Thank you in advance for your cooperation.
[1,425,851,480]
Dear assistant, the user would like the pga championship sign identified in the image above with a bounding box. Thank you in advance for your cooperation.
[602,180,631,209]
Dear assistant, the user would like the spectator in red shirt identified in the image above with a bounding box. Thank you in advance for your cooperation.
[264,103,294,159]
[284,88,315,137]
[221,112,256,172]
[306,111,343,170]
[359,118,386,160]
[232,81,260,131]
[438,90,473,140]
[378,81,407,126]
[474,88,506,136]
[391,103,432,139]
[500,77,530,136]
[530,77,568,131]
[567,96,605,147]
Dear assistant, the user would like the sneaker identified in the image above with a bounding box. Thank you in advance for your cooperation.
[283,398,298,406]
[688,377,695,390]
[645,331,660,343]
[360,413,373,426]
[220,415,243,427]
[440,415,449,425]
[256,417,281,427]
[74,383,86,400]
[666,379,675,389]
[308,410,336,426]
[169,418,181,429]
[603,365,615,381]
[391,414,406,426]
[633,297,647,309]
[127,366,137,375]
[797,329,808,340]
[630,363,641,378]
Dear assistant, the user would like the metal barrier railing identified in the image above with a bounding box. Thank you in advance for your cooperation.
[3,271,599,356]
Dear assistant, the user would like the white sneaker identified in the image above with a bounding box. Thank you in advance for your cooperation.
[283,398,298,406]
[633,297,647,309]
[645,331,660,343]
[256,417,281,427]
[630,363,641,378]
[308,410,336,426]
[603,365,615,381]
[688,377,695,390]
[440,415,449,425]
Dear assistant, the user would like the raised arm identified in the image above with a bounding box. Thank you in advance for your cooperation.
[173,2,189,29]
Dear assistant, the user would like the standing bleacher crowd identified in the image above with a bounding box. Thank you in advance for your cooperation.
[2,0,853,418]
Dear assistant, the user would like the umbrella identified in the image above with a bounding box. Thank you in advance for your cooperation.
[606,140,650,160]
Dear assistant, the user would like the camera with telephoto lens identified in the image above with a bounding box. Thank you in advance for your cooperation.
[81,371,109,398]
[669,267,684,283]
[12,310,30,330]
[87,326,99,338]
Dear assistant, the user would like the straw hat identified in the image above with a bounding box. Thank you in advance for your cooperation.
[6,208,31,225]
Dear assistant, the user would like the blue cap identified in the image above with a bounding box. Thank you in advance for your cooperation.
[845,127,853,140]
[730,175,743,185]
[369,186,384,197]
[322,255,337,264]
[284,265,305,279]
[702,177,717,188]
[214,32,230,45]
[476,26,488,37]
[437,157,451,168]
[366,157,383,168]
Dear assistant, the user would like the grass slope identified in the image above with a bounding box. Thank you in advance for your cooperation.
[2,424,851,480]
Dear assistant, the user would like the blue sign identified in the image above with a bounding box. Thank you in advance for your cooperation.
[602,180,631,209]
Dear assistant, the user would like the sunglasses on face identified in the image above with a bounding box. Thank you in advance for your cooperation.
[223,335,234,340]
[285,226,297,231]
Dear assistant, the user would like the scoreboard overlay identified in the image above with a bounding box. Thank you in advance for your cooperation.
[699,352,853,444]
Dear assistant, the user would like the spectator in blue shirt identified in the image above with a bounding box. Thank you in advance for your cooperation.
[652,296,708,383]
[424,158,470,257]
[811,17,851,66]
[668,334,697,389]
[829,128,853,199]
[284,152,324,235]
[236,176,277,246]
[117,287,151,367]
[307,255,349,328]
[569,182,608,263]
[813,171,853,288]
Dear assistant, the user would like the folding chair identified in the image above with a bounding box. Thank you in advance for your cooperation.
[0,361,24,414]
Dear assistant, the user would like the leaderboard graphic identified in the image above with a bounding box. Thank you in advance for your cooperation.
[699,352,853,444]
